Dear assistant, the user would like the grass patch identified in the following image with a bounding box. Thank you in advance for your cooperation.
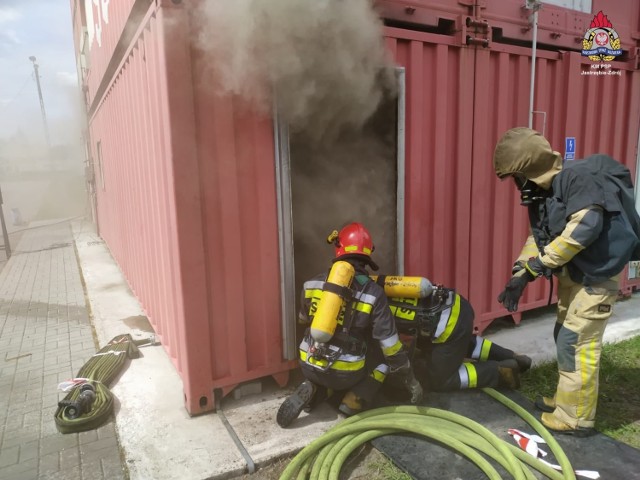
[366,454,413,480]
[520,335,640,448]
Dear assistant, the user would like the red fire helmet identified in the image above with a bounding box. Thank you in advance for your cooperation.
[330,222,375,259]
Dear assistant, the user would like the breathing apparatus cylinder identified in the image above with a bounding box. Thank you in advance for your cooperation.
[310,261,355,344]
[370,275,434,299]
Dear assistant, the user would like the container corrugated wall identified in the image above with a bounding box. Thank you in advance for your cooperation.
[189,59,293,389]
[90,8,191,380]
[80,1,294,414]
[384,29,476,297]
[470,46,640,328]
[77,0,138,103]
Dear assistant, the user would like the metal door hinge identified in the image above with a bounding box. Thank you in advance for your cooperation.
[461,15,491,48]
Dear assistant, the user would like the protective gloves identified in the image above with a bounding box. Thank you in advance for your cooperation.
[498,256,547,312]
[405,371,424,404]
[392,361,424,404]
[523,256,548,278]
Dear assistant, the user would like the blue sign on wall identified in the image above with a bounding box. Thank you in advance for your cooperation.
[565,137,576,161]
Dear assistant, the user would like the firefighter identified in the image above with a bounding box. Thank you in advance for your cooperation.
[387,287,532,393]
[276,222,423,428]
[493,127,640,436]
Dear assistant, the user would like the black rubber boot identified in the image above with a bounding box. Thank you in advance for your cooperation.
[276,380,316,428]
[303,386,330,413]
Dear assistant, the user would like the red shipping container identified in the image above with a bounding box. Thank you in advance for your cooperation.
[70,0,640,413]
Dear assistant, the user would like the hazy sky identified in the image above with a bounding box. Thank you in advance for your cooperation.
[0,0,80,144]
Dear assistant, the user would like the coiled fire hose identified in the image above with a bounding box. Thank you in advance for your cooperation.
[54,334,146,434]
[279,388,576,480]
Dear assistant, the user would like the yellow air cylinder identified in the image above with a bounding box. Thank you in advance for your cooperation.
[310,261,355,344]
[370,275,433,299]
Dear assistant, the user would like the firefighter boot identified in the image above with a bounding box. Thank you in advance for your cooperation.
[303,387,331,413]
[540,413,596,437]
[534,395,556,413]
[338,391,363,416]
[276,380,317,428]
[514,354,532,373]
[497,359,521,389]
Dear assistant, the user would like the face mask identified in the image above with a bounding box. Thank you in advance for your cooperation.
[513,174,546,206]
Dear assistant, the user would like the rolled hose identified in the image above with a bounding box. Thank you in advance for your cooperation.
[279,388,576,480]
[54,334,143,434]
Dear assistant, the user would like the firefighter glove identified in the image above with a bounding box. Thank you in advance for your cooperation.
[523,256,547,278]
[406,372,424,404]
[497,268,535,312]
[392,362,424,404]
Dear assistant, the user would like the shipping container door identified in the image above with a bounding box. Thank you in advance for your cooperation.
[384,26,476,302]
[468,44,563,330]
[275,71,406,359]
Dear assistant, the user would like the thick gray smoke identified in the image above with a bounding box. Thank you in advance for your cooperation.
[290,94,398,290]
[195,0,401,324]
[195,0,394,142]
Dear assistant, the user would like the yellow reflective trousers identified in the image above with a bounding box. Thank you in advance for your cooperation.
[553,271,619,429]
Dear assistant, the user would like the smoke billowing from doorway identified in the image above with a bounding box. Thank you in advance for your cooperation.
[195,0,394,143]
[196,0,402,324]
[290,90,399,299]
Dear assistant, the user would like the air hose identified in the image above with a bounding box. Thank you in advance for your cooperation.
[54,334,146,434]
[279,388,576,480]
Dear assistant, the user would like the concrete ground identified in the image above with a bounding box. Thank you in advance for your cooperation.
[2,216,639,480]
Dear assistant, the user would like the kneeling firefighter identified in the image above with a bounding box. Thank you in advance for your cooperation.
[385,285,532,392]
[277,222,423,428]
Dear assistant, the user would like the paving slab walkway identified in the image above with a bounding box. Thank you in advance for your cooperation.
[0,222,127,480]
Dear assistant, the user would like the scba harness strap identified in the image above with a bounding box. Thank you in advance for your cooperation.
[321,281,353,301]
[302,330,367,372]
[304,276,370,371]
[388,286,454,338]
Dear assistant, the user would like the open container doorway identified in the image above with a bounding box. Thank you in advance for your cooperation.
[275,68,406,360]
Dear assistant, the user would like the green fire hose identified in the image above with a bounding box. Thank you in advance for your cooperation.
[279,388,577,480]
[54,334,145,434]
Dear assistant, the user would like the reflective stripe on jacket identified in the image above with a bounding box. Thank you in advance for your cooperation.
[299,336,365,372]
[298,267,408,371]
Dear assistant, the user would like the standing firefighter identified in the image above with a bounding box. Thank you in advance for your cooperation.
[386,285,532,392]
[276,222,423,428]
[493,127,640,436]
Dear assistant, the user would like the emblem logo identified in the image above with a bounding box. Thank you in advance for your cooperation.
[581,11,622,62]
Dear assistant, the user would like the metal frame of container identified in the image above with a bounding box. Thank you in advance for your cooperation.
[70,0,640,414]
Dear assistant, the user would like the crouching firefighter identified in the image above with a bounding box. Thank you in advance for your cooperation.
[385,284,532,392]
[276,222,423,428]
